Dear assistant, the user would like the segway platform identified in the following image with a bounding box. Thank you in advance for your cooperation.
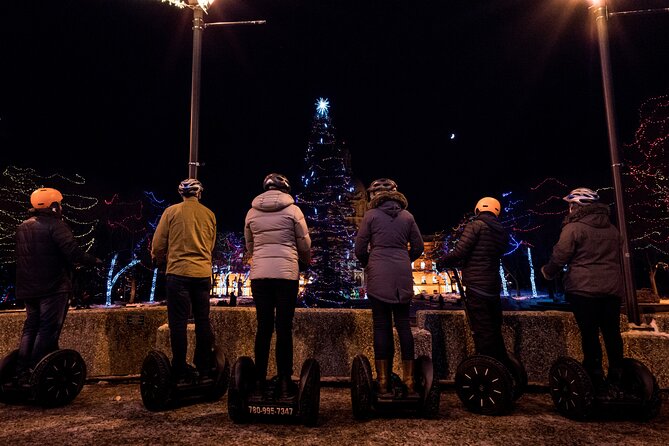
[350,354,440,419]
[0,348,87,407]
[549,356,662,421]
[140,347,229,411]
[228,356,321,426]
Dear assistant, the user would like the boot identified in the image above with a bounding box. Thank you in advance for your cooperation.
[402,360,419,398]
[278,374,297,400]
[375,360,392,397]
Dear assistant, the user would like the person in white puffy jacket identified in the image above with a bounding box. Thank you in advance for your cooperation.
[244,173,311,399]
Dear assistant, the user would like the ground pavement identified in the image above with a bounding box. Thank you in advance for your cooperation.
[0,381,667,446]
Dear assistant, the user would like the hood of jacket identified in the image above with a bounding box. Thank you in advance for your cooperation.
[251,190,295,212]
[562,203,611,229]
[368,190,408,218]
[477,211,506,236]
[28,207,62,219]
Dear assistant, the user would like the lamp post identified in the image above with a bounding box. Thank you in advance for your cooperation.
[589,0,640,324]
[177,0,265,179]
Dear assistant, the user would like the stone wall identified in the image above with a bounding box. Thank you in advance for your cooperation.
[155,308,432,379]
[1,307,668,388]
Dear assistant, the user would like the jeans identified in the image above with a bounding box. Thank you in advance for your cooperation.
[251,279,298,380]
[464,290,510,365]
[166,274,214,375]
[368,296,414,361]
[17,292,70,372]
[566,293,624,382]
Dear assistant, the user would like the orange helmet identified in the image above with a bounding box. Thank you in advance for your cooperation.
[475,197,501,217]
[30,188,63,209]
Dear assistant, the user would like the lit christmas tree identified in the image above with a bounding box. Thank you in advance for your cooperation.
[624,94,669,296]
[296,98,359,307]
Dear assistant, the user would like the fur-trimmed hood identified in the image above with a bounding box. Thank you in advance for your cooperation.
[368,190,408,211]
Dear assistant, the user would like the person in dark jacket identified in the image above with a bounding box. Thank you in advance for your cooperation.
[15,188,101,383]
[437,197,510,367]
[152,178,217,382]
[354,178,424,397]
[541,187,625,393]
[244,173,311,399]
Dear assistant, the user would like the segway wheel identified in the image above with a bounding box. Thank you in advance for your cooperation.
[455,355,513,415]
[619,358,662,421]
[33,349,86,408]
[350,354,373,420]
[415,355,440,419]
[227,356,255,424]
[506,352,528,401]
[548,356,594,421]
[140,350,173,412]
[203,347,230,402]
[298,358,321,427]
[0,349,22,404]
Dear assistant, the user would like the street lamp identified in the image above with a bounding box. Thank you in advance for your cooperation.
[588,0,669,325]
[587,0,640,325]
[160,1,265,179]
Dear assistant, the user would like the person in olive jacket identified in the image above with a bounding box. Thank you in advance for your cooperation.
[354,179,424,397]
[244,173,311,399]
[152,178,217,382]
[541,187,625,393]
[437,197,510,367]
[15,188,101,383]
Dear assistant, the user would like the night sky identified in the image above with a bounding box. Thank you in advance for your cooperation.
[1,0,668,234]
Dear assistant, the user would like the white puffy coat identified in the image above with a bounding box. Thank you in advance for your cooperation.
[244,190,311,280]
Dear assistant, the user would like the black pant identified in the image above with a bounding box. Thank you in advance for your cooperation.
[566,293,624,382]
[166,274,214,375]
[369,296,414,361]
[251,279,298,380]
[17,292,70,372]
[464,291,509,365]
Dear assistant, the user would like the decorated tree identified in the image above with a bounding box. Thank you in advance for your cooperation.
[624,94,669,297]
[296,98,359,307]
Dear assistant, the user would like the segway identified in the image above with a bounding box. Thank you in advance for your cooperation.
[227,356,321,426]
[548,356,662,421]
[350,354,440,419]
[0,348,87,407]
[140,346,229,411]
[451,269,528,415]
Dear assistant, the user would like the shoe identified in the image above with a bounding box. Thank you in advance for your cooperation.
[402,360,419,398]
[251,379,266,399]
[375,360,393,397]
[174,364,200,384]
[278,375,297,400]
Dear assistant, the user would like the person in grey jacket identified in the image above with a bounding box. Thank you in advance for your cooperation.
[354,178,424,397]
[541,187,625,393]
[244,173,311,399]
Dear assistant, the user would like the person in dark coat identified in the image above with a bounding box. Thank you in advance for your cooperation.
[15,188,101,383]
[354,178,424,397]
[437,196,511,367]
[541,187,625,394]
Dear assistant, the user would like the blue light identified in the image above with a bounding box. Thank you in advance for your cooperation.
[315,98,330,117]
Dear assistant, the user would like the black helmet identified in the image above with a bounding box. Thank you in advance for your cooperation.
[367,178,397,198]
[178,178,203,197]
[263,173,291,193]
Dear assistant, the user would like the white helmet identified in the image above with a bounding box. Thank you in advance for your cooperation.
[563,188,599,205]
[178,178,203,197]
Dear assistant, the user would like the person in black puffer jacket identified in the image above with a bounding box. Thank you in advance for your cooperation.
[541,188,624,393]
[437,197,510,366]
[355,178,424,397]
[15,188,101,382]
